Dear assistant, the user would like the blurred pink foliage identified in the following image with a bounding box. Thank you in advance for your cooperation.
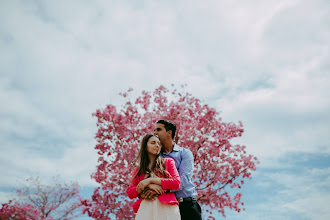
[0,177,83,220]
[82,85,259,219]
[0,201,40,220]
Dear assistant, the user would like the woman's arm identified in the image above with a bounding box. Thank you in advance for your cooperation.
[136,177,161,192]
[137,159,181,191]
[160,158,180,190]
[127,169,142,199]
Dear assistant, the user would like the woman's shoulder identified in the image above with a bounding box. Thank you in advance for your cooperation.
[133,166,139,173]
[132,166,143,177]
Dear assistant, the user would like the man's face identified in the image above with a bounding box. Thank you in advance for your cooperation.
[154,123,170,144]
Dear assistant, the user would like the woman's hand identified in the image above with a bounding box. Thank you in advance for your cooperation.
[148,184,165,195]
[137,179,151,192]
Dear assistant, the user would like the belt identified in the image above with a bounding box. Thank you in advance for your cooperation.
[177,197,197,203]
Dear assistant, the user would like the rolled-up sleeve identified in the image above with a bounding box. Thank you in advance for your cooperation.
[161,158,181,190]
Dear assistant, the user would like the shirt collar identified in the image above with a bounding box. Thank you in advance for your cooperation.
[172,143,179,152]
[161,143,179,154]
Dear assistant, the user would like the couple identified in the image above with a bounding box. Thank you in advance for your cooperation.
[127,120,202,220]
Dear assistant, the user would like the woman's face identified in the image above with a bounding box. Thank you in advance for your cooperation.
[146,136,161,156]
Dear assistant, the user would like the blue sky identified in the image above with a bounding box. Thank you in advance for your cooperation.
[1,0,329,219]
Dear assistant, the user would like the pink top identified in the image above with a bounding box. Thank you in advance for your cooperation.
[127,158,181,213]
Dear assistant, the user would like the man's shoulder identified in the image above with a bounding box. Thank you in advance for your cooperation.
[174,144,193,155]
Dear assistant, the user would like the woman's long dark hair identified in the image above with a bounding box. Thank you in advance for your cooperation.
[133,133,170,180]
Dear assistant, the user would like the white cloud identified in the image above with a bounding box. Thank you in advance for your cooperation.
[0,140,98,188]
[216,45,330,161]
[267,167,330,219]
[0,191,16,204]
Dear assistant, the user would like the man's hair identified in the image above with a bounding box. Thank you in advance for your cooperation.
[156,120,177,139]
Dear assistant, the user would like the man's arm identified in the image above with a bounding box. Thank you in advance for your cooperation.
[175,149,194,191]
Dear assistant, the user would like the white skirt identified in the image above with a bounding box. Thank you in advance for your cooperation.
[135,198,181,220]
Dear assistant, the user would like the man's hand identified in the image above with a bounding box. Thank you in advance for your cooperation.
[140,188,158,201]
[148,183,165,195]
[137,178,151,192]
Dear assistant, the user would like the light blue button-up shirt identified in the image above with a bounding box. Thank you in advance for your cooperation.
[160,144,197,198]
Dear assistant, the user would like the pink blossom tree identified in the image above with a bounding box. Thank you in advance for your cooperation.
[0,176,83,220]
[83,85,259,219]
[0,200,39,220]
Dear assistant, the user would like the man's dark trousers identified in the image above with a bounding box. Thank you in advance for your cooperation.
[179,200,202,220]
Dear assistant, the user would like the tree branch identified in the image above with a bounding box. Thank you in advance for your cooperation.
[196,168,248,191]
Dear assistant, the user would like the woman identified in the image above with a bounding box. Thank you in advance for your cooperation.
[127,133,181,220]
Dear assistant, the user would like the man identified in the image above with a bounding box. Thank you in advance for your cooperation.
[147,119,202,220]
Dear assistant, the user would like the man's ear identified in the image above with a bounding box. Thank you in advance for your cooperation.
[168,130,172,137]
